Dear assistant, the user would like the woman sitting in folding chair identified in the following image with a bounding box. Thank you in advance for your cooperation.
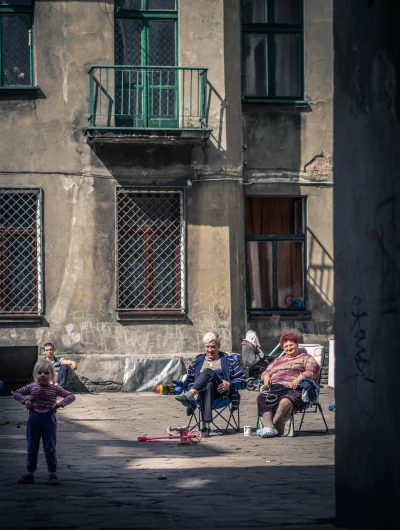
[256,332,320,438]
[175,331,246,437]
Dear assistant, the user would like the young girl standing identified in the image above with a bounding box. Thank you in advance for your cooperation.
[13,359,76,485]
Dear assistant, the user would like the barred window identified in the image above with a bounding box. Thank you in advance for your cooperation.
[0,188,42,318]
[117,189,184,317]
[0,1,35,88]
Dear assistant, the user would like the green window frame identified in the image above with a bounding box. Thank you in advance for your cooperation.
[242,0,304,103]
[0,1,34,88]
[115,0,178,66]
[114,0,178,127]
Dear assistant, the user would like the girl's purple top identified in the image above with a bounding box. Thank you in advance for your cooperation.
[13,383,76,412]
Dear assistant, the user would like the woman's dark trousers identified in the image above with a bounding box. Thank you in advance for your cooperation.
[192,368,224,422]
[26,410,57,473]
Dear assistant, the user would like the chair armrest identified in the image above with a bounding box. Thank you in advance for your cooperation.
[231,381,243,391]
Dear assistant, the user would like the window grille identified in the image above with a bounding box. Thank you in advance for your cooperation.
[117,189,184,315]
[0,187,42,317]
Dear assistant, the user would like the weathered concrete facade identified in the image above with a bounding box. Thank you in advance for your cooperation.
[0,1,333,387]
[334,1,400,528]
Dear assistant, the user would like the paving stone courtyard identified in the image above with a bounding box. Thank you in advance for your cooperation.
[0,387,336,530]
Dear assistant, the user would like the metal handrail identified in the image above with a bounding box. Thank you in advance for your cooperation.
[88,65,208,72]
[88,65,209,130]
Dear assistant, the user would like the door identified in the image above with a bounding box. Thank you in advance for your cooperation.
[115,12,178,128]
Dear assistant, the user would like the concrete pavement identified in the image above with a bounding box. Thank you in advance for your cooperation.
[0,387,336,529]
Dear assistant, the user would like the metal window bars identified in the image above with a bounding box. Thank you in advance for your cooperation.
[88,66,208,130]
[0,188,42,316]
[117,189,184,314]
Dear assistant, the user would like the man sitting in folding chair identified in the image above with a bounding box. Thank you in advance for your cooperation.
[175,331,246,437]
[256,331,321,438]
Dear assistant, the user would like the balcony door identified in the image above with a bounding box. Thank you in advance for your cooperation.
[115,1,178,128]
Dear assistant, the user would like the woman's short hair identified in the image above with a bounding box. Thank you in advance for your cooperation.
[33,360,56,383]
[279,332,299,347]
[202,331,221,346]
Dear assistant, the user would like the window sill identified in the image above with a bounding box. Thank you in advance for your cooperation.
[117,311,186,321]
[248,310,311,318]
[243,98,308,107]
[0,86,43,100]
[0,313,43,323]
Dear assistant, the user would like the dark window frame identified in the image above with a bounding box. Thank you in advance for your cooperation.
[0,187,43,320]
[0,1,35,89]
[241,0,305,103]
[246,196,307,315]
[116,188,185,319]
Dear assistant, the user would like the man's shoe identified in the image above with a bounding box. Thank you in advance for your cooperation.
[17,474,34,484]
[175,393,193,407]
[49,475,59,486]
[201,426,211,438]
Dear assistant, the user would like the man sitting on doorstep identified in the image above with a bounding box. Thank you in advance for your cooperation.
[42,343,77,389]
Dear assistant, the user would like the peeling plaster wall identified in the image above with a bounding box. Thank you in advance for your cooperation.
[243,0,333,184]
[0,1,113,176]
[0,1,332,383]
[243,0,334,349]
[0,176,238,358]
[0,1,242,369]
[243,0,333,182]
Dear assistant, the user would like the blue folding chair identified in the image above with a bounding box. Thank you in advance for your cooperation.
[186,354,242,435]
[255,344,328,437]
[187,385,241,435]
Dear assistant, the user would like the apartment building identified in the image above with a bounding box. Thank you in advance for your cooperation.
[0,0,333,387]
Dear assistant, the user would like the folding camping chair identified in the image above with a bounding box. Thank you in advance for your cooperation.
[187,354,242,435]
[187,393,241,435]
[256,344,329,437]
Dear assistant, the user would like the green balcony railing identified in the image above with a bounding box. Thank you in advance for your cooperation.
[88,65,208,130]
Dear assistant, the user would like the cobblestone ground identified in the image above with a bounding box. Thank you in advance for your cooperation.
[0,388,336,530]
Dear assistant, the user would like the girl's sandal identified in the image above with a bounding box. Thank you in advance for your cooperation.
[17,474,34,484]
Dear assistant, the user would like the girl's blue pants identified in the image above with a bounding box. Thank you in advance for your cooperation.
[26,410,57,473]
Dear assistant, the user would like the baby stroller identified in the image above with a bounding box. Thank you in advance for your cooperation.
[241,330,283,391]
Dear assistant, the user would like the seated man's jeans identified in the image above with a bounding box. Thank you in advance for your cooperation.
[57,364,69,387]
[192,368,228,423]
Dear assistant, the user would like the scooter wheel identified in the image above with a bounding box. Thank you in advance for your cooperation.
[190,430,202,443]
[246,377,257,391]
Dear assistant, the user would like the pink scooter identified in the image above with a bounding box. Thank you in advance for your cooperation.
[138,425,202,445]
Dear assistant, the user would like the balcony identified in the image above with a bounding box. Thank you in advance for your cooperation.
[84,65,211,144]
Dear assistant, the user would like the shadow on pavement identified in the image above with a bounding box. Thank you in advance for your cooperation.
[0,392,336,530]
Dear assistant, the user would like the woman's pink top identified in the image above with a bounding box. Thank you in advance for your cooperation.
[264,353,320,388]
